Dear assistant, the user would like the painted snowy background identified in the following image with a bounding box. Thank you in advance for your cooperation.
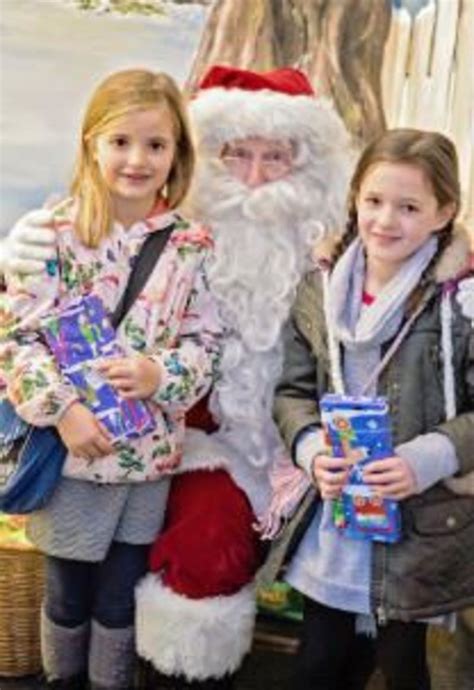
[2,0,470,238]
[0,0,209,235]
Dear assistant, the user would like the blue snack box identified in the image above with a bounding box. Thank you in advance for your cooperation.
[320,393,401,544]
[41,294,156,442]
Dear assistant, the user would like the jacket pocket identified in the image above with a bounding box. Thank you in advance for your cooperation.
[410,496,474,536]
[388,494,474,618]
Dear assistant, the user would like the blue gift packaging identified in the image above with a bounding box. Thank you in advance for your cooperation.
[41,294,156,442]
[320,393,401,544]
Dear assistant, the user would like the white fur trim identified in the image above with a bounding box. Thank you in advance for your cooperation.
[191,87,349,155]
[434,225,471,283]
[441,279,474,496]
[136,575,256,680]
[322,268,344,394]
[441,291,456,420]
[179,428,273,517]
[456,276,474,323]
[177,428,230,474]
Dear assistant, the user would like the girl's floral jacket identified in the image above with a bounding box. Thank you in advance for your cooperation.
[0,200,222,483]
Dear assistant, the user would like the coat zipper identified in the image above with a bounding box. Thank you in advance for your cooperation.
[376,605,387,626]
[373,543,389,626]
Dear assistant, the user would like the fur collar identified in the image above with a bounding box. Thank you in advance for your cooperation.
[434,224,472,282]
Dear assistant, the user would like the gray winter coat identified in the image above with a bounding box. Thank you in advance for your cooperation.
[272,229,474,622]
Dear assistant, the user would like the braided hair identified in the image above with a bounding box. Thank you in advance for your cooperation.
[332,129,460,310]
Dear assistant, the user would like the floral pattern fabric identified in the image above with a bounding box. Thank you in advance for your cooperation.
[0,200,222,483]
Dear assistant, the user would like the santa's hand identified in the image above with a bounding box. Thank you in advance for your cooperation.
[363,455,417,500]
[0,208,58,275]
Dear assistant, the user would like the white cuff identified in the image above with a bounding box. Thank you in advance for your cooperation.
[295,429,327,478]
[396,432,459,493]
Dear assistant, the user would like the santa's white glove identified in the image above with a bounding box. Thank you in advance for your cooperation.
[0,209,57,275]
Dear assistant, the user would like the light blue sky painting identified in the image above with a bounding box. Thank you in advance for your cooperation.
[0,0,207,236]
[0,0,430,237]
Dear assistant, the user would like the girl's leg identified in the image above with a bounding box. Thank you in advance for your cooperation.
[455,609,474,690]
[376,620,431,690]
[295,598,375,690]
[89,540,149,690]
[42,555,95,683]
[345,629,377,690]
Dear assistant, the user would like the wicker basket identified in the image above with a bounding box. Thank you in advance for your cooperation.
[0,541,45,676]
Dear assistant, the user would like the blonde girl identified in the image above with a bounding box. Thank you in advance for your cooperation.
[0,69,221,689]
[273,129,473,690]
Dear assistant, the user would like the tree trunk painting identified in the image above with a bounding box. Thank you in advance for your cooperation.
[186,0,392,145]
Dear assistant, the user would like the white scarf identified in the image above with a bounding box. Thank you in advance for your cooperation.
[328,236,438,350]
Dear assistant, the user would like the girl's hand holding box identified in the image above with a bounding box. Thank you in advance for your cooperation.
[310,453,353,499]
[41,294,157,443]
[320,393,402,544]
[363,454,418,500]
[97,354,162,400]
[57,401,114,461]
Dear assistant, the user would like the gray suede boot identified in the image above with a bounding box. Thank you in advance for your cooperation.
[41,608,90,684]
[88,619,135,689]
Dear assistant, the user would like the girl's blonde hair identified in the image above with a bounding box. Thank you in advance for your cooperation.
[70,69,195,248]
[336,128,460,261]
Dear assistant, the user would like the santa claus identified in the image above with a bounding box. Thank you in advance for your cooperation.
[0,65,352,689]
[134,65,351,688]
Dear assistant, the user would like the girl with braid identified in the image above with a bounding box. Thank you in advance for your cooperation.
[271,129,474,690]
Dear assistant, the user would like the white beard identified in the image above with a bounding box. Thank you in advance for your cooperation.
[192,159,324,349]
[189,160,324,468]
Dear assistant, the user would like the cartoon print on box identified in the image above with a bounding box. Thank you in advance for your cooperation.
[321,393,401,543]
[41,294,157,442]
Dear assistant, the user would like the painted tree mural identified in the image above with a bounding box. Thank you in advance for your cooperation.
[186,0,473,227]
[186,0,392,145]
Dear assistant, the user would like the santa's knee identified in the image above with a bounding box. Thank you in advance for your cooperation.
[149,469,262,598]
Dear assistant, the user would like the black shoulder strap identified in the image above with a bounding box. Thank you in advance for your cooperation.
[110,223,175,329]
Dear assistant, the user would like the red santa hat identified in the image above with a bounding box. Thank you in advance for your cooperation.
[198,64,315,96]
[190,64,342,152]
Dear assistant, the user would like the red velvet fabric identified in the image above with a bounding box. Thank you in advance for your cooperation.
[149,470,263,598]
[184,394,218,433]
[198,65,315,97]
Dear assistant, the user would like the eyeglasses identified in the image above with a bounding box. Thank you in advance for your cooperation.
[220,143,294,177]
